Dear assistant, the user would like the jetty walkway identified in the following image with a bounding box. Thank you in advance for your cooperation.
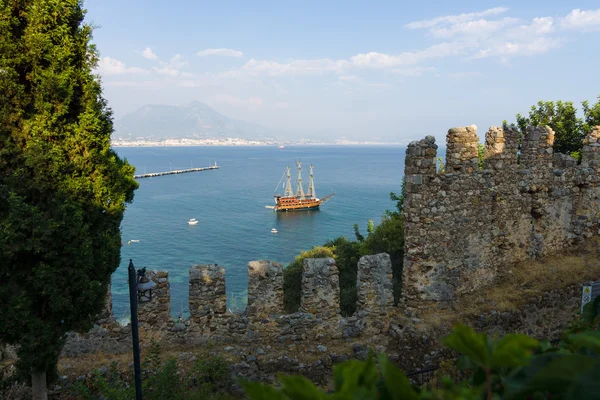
[134,164,219,179]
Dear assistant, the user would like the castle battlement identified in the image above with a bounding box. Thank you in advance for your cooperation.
[100,254,395,345]
[403,125,600,308]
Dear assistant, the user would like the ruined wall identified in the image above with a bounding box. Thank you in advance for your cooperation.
[403,125,600,309]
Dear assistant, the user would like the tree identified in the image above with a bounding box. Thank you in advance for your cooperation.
[514,98,600,158]
[0,1,137,398]
[582,95,600,132]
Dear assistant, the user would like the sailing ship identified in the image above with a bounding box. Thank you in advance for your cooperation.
[271,161,335,212]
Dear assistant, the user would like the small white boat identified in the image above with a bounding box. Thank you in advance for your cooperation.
[188,218,199,225]
[271,228,278,234]
[130,239,140,243]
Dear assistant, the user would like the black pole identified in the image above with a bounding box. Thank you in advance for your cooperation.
[128,259,143,400]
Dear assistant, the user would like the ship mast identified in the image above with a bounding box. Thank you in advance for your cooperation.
[283,166,294,197]
[295,160,305,199]
[306,164,316,199]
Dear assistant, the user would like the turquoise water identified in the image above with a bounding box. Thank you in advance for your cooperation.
[112,146,405,319]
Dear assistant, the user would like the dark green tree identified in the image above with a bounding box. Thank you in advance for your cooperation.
[0,1,137,398]
[582,95,600,132]
[514,99,600,158]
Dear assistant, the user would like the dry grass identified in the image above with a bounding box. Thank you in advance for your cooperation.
[420,237,600,325]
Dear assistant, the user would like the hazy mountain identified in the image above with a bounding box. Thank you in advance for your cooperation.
[113,101,277,140]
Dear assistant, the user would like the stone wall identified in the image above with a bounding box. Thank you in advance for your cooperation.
[403,124,600,310]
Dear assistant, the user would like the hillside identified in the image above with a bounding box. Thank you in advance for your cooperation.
[113,101,277,141]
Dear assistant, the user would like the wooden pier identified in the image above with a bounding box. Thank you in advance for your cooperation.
[134,164,219,179]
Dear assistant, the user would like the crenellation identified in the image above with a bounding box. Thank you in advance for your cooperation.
[356,254,394,312]
[445,125,479,173]
[520,126,555,169]
[189,265,227,326]
[247,260,284,340]
[247,260,284,318]
[484,126,519,170]
[138,270,170,328]
[404,124,600,311]
[300,258,341,319]
[582,126,600,168]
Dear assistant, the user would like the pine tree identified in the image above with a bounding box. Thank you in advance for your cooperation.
[0,1,138,398]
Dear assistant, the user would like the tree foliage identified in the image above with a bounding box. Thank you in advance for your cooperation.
[514,96,600,158]
[0,0,137,394]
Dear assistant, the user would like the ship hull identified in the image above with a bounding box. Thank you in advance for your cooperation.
[275,204,321,212]
[273,196,322,212]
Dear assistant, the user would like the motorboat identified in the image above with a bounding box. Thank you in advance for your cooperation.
[188,218,199,225]
[271,228,278,233]
[130,239,140,243]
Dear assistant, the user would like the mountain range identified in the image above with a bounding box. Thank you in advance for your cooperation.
[113,101,277,141]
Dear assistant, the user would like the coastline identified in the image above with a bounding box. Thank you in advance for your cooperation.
[111,140,407,147]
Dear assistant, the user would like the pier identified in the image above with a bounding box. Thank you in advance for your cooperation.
[134,163,219,179]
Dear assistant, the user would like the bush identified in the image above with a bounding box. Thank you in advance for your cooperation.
[70,351,235,400]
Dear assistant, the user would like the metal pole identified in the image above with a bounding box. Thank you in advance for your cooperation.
[128,259,143,400]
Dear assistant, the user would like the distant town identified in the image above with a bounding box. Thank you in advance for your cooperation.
[110,137,407,147]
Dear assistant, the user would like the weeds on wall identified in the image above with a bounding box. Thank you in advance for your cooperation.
[70,341,235,400]
[243,297,600,400]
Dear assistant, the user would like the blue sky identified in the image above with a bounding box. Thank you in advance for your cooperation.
[87,1,600,141]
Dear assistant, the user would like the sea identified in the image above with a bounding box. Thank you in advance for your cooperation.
[112,145,406,320]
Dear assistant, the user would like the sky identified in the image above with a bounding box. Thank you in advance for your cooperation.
[87,0,600,142]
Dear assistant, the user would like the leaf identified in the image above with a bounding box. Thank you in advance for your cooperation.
[490,334,538,368]
[568,330,600,354]
[506,354,598,398]
[377,354,419,400]
[279,374,327,400]
[333,357,379,395]
[442,324,490,368]
[564,364,600,400]
[241,380,286,400]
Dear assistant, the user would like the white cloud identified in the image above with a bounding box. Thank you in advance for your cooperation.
[197,48,244,57]
[142,47,158,60]
[561,8,600,32]
[351,42,468,68]
[228,58,349,77]
[405,7,509,29]
[473,36,562,59]
[429,17,519,38]
[96,57,148,75]
[152,55,189,77]
[153,66,180,77]
[392,66,436,77]
[166,54,188,69]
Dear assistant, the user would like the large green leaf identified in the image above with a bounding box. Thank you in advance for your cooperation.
[442,325,490,368]
[377,355,419,400]
[490,334,538,368]
[241,380,286,400]
[563,364,600,400]
[506,354,598,398]
[279,375,327,400]
[333,357,379,395]
[568,330,600,354]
